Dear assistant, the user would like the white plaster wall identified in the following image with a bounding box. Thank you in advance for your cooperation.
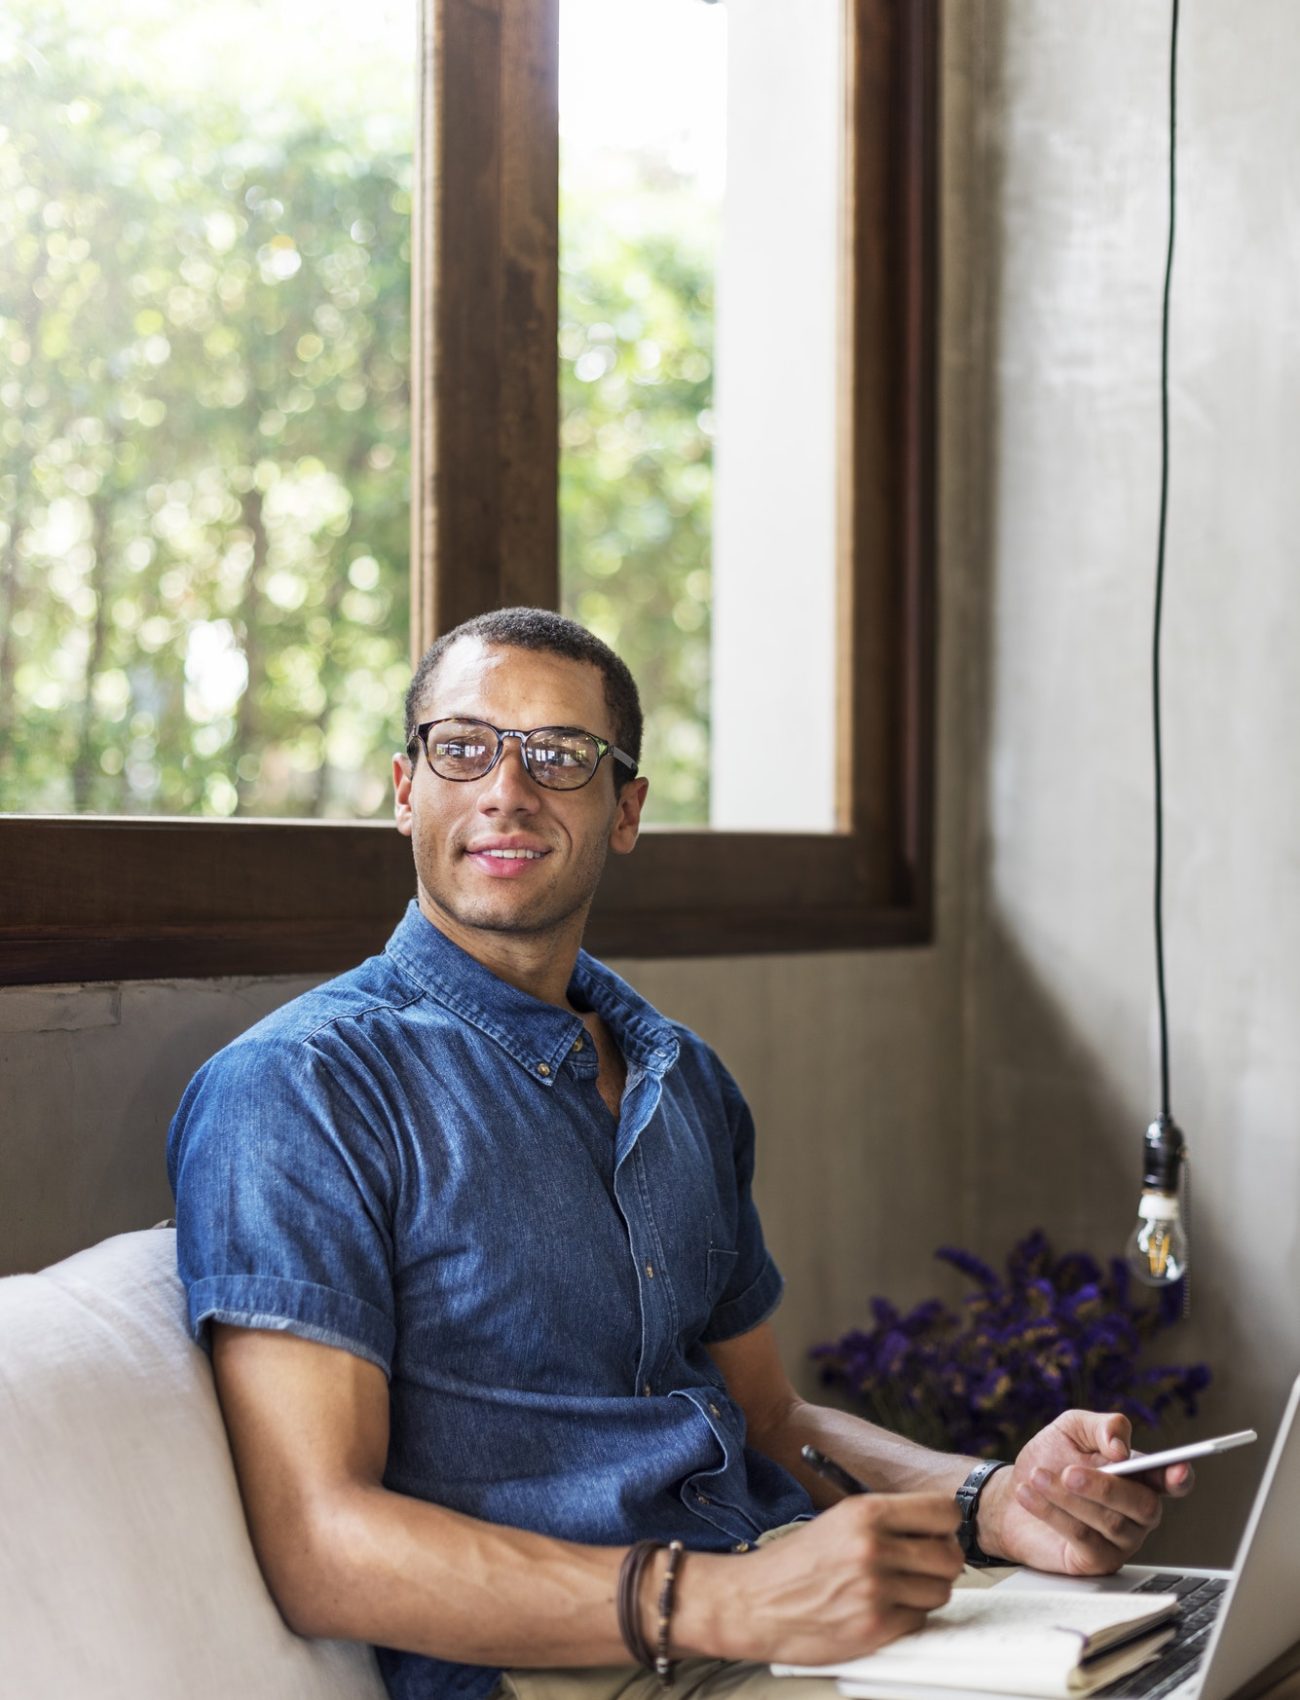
[957,0,1300,1564]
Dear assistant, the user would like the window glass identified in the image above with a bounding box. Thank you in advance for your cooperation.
[558,0,724,827]
[558,0,843,832]
[0,0,413,818]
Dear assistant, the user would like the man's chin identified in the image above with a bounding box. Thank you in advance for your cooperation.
[424,885,588,940]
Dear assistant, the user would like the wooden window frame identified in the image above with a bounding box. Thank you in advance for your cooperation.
[0,0,937,987]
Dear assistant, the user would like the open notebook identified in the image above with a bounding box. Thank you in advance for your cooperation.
[776,1586,1179,1698]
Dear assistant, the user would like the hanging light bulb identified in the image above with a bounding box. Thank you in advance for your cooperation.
[1125,1114,1188,1286]
[1127,5,1191,1300]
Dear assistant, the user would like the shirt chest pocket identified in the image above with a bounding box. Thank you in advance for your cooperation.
[633,1107,741,1340]
[644,1203,737,1345]
[654,1240,737,1350]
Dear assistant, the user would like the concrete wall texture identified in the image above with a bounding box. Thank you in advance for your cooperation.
[947,0,1300,1563]
[2,2,1297,1569]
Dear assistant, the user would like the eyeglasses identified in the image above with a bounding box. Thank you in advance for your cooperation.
[408,717,639,791]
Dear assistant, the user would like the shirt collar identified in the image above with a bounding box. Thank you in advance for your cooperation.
[383,900,680,1086]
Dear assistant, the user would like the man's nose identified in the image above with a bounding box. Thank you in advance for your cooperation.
[477,737,540,811]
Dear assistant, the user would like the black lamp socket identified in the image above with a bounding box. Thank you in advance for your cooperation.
[1142,1113,1186,1194]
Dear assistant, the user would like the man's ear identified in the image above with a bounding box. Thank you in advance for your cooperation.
[393,752,414,837]
[609,775,648,855]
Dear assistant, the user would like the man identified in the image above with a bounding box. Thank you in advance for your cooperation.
[168,608,1192,1700]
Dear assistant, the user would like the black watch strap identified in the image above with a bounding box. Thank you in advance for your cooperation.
[955,1459,1012,1566]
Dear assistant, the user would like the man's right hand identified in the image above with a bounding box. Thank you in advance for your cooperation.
[681,1492,965,1668]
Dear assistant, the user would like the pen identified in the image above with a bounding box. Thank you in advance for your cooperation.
[801,1444,871,1496]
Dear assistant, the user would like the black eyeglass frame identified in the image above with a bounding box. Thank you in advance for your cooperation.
[408,717,639,791]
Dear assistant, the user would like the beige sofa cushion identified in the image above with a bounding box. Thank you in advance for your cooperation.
[0,1227,387,1700]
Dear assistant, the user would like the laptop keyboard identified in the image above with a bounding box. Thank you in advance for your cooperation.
[1096,1573,1229,1699]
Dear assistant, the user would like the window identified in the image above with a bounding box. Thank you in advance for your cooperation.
[0,0,937,985]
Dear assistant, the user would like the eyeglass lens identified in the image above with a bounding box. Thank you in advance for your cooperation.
[428,720,601,789]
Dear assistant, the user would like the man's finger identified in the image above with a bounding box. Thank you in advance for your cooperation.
[880,1570,959,1614]
[1059,1407,1132,1463]
[1100,1413,1133,1460]
[861,1492,963,1535]
[1120,1460,1195,1497]
[1015,1475,1125,1563]
[876,1532,966,1580]
[1161,1462,1196,1497]
[1059,1465,1164,1529]
[1026,1468,1155,1552]
[868,1605,934,1652]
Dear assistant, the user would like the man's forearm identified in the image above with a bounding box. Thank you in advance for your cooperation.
[751,1397,978,1511]
[283,1482,731,1668]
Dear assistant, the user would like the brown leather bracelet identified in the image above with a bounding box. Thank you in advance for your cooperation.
[616,1539,661,1670]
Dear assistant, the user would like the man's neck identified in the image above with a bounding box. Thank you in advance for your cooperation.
[415,891,588,1009]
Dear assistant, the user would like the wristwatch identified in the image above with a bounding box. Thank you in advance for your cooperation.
[955,1459,1012,1565]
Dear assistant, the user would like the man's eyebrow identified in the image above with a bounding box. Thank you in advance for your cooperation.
[432,715,597,730]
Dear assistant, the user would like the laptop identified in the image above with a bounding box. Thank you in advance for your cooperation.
[839,1370,1300,1700]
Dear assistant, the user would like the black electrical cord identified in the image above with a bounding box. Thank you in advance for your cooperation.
[1152,0,1179,1122]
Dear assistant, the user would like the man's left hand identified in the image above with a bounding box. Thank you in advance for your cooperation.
[978,1410,1195,1575]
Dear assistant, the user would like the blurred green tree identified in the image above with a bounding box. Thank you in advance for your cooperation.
[2,0,715,823]
[560,178,714,826]
[1,0,412,818]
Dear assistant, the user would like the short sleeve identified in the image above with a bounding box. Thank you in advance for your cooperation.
[698,1054,784,1344]
[166,1030,399,1377]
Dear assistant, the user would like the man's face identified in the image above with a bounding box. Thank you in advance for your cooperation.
[393,638,646,942]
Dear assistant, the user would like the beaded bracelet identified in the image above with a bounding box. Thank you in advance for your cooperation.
[653,1539,685,1687]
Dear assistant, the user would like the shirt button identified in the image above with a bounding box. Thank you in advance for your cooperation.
[572,1036,585,1053]
[642,1382,652,1397]
[732,1541,751,1554]
[644,1262,655,1278]
[696,1492,710,1505]
[536,1063,551,1077]
[708,1403,720,1417]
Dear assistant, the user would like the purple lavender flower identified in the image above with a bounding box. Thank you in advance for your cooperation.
[811,1231,1211,1460]
[935,1246,1002,1293]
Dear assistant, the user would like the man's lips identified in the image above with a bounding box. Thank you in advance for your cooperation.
[463,842,553,879]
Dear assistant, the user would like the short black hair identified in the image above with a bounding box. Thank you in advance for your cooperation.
[404,607,643,782]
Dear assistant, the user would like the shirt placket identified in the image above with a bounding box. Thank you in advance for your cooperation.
[612,1065,678,1399]
[614,1069,770,1547]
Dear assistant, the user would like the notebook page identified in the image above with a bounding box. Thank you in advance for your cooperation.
[774,1589,1179,1690]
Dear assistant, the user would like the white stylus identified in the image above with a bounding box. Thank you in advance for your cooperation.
[1099,1427,1258,1475]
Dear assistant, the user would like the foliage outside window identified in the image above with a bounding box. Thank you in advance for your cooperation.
[0,0,413,818]
[560,180,715,826]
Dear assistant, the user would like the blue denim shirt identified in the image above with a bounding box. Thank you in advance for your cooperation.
[167,901,813,1700]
